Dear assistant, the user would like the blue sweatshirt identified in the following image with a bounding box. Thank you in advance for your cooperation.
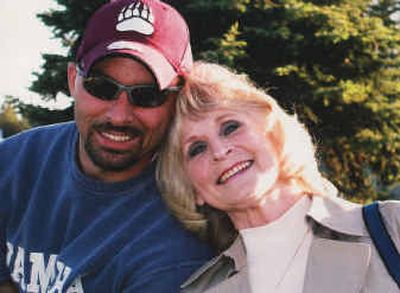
[0,122,213,292]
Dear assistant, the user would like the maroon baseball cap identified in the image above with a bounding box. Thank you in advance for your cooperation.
[76,0,192,90]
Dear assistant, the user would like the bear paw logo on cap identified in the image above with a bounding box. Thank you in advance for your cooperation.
[116,0,154,35]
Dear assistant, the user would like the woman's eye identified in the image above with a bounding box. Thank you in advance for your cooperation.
[187,142,207,158]
[221,120,240,136]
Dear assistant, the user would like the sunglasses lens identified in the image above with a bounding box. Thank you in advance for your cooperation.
[81,73,173,108]
[83,76,118,101]
[130,87,167,108]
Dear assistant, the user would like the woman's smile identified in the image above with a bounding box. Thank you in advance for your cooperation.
[217,160,254,185]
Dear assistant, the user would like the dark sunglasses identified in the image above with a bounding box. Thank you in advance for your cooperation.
[79,71,181,108]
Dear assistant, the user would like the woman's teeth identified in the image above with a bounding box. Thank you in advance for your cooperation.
[218,161,252,184]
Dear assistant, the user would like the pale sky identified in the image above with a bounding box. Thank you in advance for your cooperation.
[0,0,72,109]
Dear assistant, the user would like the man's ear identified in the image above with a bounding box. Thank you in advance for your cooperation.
[67,62,78,97]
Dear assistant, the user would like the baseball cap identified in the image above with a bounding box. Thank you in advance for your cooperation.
[76,0,192,90]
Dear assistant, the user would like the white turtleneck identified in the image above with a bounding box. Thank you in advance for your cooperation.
[240,196,312,293]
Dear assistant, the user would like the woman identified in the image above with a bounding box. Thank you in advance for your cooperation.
[157,62,400,292]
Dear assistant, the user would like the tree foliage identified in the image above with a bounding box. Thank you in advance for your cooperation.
[32,0,400,201]
[14,0,106,126]
[0,97,30,138]
[370,0,400,26]
[17,102,74,128]
[31,0,106,99]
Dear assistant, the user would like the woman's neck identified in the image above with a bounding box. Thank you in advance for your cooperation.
[227,184,307,230]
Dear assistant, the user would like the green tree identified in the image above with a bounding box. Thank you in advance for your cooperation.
[31,0,105,99]
[0,97,31,138]
[33,0,400,201]
[173,0,400,201]
[370,0,400,26]
[17,102,74,128]
[17,0,106,126]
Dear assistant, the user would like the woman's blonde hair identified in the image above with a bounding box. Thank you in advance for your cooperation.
[157,61,335,251]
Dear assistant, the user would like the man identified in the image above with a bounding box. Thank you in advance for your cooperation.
[0,0,213,292]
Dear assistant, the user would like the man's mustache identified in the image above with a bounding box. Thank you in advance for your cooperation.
[94,122,144,137]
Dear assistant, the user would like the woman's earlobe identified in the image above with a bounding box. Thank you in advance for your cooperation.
[195,195,205,206]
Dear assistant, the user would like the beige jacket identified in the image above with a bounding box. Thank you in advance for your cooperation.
[181,196,400,293]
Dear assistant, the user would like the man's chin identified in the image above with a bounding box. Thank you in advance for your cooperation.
[88,149,141,172]
[97,157,139,172]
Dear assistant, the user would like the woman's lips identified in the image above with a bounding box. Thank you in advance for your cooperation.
[217,160,253,184]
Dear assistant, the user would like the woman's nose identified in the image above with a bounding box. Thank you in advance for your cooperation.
[212,141,232,161]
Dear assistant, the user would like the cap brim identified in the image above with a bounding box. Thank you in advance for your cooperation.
[80,41,177,90]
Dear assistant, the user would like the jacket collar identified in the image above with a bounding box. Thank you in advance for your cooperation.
[307,195,368,237]
[303,196,371,293]
[182,196,371,292]
[303,237,371,293]
[223,236,247,270]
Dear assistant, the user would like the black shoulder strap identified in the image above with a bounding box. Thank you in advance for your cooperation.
[362,202,400,287]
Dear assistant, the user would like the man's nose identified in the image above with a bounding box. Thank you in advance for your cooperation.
[106,91,134,124]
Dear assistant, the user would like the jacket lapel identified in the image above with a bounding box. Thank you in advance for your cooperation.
[205,269,251,293]
[303,237,371,293]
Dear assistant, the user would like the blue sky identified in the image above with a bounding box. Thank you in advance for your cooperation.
[0,0,71,109]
